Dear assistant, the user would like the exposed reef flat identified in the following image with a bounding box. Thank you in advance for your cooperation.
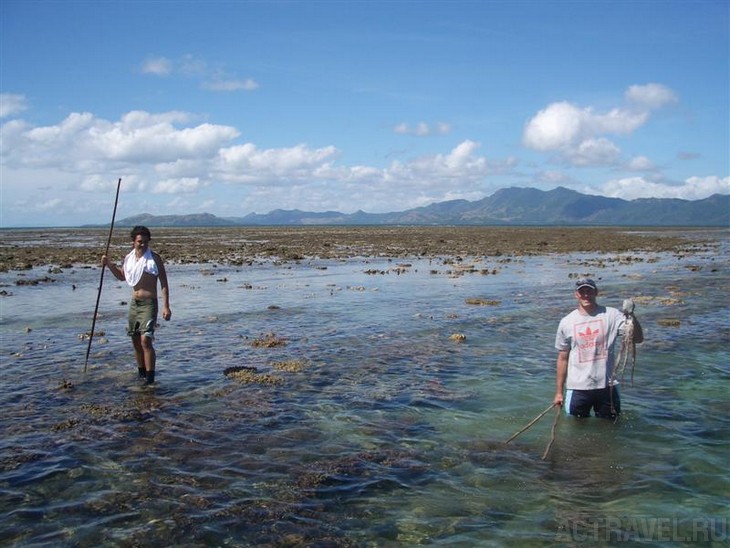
[0,226,723,271]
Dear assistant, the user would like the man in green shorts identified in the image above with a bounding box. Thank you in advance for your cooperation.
[102,226,172,385]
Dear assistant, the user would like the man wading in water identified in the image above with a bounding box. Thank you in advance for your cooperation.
[553,278,643,419]
[102,226,172,385]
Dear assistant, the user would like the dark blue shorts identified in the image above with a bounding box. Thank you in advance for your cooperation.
[565,387,620,419]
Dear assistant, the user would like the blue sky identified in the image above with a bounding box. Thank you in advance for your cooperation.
[1,0,728,227]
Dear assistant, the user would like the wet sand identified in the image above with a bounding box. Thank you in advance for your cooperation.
[0,225,722,271]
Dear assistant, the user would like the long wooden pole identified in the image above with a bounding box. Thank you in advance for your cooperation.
[504,403,557,445]
[84,178,122,373]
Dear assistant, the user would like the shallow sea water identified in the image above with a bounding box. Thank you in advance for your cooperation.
[1,232,729,546]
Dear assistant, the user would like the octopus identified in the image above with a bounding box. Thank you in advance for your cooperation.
[610,298,636,416]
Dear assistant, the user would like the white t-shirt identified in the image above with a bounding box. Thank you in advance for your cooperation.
[555,306,627,390]
[123,248,158,287]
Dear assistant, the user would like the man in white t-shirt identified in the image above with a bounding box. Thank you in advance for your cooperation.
[553,278,643,419]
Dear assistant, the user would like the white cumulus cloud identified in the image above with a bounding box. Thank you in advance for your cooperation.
[523,83,676,167]
[601,175,729,200]
[523,102,646,152]
[1,110,240,170]
[565,137,622,166]
[389,140,488,185]
[625,83,678,109]
[626,155,656,171]
[153,177,206,194]
[217,143,340,184]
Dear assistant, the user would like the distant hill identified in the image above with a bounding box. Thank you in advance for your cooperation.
[111,212,238,227]
[109,186,730,227]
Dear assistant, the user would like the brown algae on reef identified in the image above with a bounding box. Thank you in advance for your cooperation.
[465,298,501,306]
[251,333,287,348]
[223,366,284,385]
[273,359,307,372]
[0,226,707,272]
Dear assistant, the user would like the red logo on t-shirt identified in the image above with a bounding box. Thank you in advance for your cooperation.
[575,320,606,363]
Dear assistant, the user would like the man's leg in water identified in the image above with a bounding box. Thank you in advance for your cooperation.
[140,334,156,384]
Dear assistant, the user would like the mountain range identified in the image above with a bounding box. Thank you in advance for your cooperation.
[111,186,730,227]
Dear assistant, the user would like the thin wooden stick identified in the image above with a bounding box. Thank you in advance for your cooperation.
[84,178,122,373]
[541,405,562,460]
[504,403,557,444]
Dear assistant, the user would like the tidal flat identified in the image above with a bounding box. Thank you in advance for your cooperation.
[1,226,728,546]
[0,225,715,271]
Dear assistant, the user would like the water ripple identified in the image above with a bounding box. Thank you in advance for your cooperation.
[1,244,728,545]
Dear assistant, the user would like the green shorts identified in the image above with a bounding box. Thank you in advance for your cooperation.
[127,298,158,339]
